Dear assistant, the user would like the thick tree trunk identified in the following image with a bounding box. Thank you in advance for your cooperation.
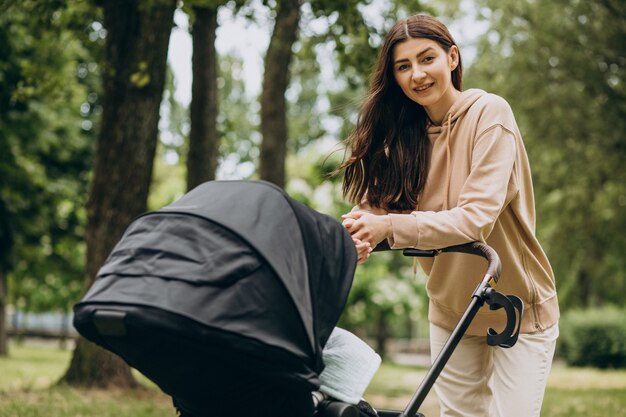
[0,269,7,357]
[259,0,301,188]
[61,0,176,388]
[187,6,220,191]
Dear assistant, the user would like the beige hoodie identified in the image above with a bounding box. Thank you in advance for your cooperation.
[359,89,559,336]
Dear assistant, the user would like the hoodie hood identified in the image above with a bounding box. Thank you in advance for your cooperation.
[424,88,487,211]
[427,88,487,135]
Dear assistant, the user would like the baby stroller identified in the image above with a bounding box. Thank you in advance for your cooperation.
[73,180,523,417]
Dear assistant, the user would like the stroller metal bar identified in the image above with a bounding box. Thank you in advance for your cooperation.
[372,242,504,417]
[398,278,493,417]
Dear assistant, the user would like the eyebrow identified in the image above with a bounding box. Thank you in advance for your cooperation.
[393,47,436,65]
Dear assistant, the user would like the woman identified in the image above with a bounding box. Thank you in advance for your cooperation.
[338,14,559,417]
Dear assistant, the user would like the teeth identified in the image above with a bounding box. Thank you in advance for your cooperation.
[415,84,431,91]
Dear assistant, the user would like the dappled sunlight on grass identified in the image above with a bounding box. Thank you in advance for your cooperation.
[2,341,626,416]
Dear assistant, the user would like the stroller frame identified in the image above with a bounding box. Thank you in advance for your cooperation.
[321,241,523,417]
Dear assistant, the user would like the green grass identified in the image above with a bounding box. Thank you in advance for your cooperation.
[1,341,626,417]
[0,342,72,392]
[0,341,173,417]
[366,361,440,414]
[0,386,173,417]
[366,360,626,416]
[540,362,626,417]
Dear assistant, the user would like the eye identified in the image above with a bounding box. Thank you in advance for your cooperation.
[422,55,435,63]
[397,63,410,71]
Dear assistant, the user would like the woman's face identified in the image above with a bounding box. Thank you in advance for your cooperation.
[391,37,460,124]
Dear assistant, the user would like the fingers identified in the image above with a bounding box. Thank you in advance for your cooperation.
[342,215,364,236]
[341,211,364,221]
[353,238,372,264]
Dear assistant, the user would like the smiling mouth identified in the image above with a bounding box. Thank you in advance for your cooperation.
[413,83,434,93]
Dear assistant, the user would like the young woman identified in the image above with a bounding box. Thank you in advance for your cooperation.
[339,14,559,417]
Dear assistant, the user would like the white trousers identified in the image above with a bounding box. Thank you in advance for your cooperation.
[429,322,558,417]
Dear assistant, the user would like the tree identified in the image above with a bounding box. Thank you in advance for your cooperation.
[467,0,626,309]
[259,0,302,188]
[62,0,177,387]
[215,54,260,178]
[186,4,220,189]
[0,0,99,356]
[0,199,10,355]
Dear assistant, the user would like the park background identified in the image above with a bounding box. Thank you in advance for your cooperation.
[0,0,625,415]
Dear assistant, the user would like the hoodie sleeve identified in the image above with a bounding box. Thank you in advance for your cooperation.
[388,123,518,250]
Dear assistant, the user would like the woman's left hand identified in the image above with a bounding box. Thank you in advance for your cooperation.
[342,211,392,248]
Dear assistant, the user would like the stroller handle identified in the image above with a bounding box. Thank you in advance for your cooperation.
[374,241,502,283]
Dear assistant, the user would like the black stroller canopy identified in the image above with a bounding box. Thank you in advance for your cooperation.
[77,180,357,389]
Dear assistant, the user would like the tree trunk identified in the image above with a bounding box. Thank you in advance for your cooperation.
[375,311,388,360]
[61,0,176,388]
[577,268,592,308]
[0,197,12,357]
[0,269,7,357]
[259,0,301,188]
[187,6,220,191]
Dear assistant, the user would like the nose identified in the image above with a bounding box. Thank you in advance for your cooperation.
[411,66,426,82]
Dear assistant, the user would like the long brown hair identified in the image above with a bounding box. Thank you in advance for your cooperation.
[339,14,463,211]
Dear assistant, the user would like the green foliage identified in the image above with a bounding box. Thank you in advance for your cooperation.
[129,62,151,88]
[287,37,327,152]
[148,66,187,210]
[216,54,259,178]
[0,0,101,312]
[558,307,626,369]
[308,0,428,88]
[337,251,426,338]
[149,51,259,208]
[467,0,626,309]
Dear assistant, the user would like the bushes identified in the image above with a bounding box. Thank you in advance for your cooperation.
[558,306,626,369]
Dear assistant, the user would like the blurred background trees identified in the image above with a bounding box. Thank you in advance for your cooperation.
[467,0,626,309]
[0,0,624,377]
[0,0,100,356]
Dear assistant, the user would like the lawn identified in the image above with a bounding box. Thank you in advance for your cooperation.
[1,340,625,417]
[367,360,626,416]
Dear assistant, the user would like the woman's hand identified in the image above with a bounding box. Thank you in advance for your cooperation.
[352,237,373,264]
[342,211,392,250]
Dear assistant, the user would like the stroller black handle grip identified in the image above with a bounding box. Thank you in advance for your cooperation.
[374,241,502,283]
[440,242,502,283]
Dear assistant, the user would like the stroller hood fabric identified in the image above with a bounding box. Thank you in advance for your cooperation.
[74,180,357,392]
